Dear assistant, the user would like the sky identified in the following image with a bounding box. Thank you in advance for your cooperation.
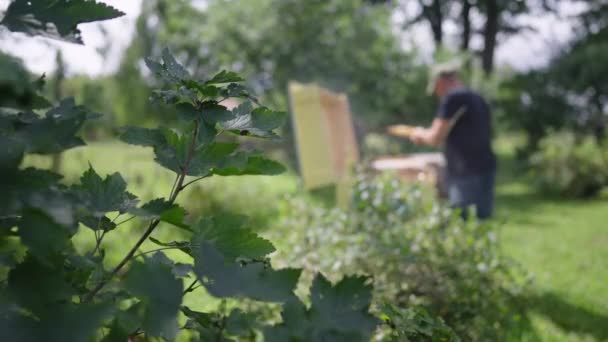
[0,0,587,77]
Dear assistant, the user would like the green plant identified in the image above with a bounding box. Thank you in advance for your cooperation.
[530,131,608,198]
[0,2,382,340]
[271,172,528,340]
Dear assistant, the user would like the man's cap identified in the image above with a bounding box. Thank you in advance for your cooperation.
[427,60,462,94]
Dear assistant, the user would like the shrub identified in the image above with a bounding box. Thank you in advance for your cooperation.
[530,131,608,198]
[0,3,386,340]
[270,172,528,340]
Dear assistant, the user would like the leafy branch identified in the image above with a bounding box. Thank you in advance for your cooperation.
[84,119,201,302]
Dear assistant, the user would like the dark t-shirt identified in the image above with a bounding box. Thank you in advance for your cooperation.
[436,87,496,178]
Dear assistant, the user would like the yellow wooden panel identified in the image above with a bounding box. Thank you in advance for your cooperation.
[288,82,335,190]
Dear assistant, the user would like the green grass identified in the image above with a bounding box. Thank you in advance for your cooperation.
[494,139,608,341]
[25,139,608,340]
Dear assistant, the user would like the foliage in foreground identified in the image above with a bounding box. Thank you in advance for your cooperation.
[270,173,528,340]
[530,131,608,198]
[0,2,395,340]
[0,48,387,341]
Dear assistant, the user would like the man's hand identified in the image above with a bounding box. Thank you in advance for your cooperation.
[409,127,427,145]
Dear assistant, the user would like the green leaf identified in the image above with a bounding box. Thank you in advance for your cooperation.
[197,120,218,148]
[150,87,197,105]
[145,48,190,83]
[0,52,51,110]
[72,165,138,217]
[78,215,117,231]
[18,209,72,262]
[11,98,96,154]
[205,70,245,85]
[40,302,114,342]
[8,254,76,314]
[192,214,275,262]
[162,48,190,81]
[0,135,24,170]
[149,237,191,250]
[186,142,239,176]
[1,302,113,342]
[192,240,300,302]
[148,252,193,278]
[128,198,174,219]
[0,0,124,44]
[128,198,190,230]
[124,256,183,340]
[219,83,251,99]
[119,126,166,147]
[204,101,286,139]
[213,152,286,176]
[181,306,225,340]
[265,274,379,342]
[225,309,260,336]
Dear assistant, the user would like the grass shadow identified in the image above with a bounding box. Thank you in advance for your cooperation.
[525,291,608,340]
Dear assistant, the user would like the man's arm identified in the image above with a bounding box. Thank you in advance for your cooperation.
[410,118,451,147]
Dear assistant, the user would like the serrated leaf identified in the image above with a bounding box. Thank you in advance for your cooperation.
[159,205,191,230]
[176,102,200,121]
[162,48,190,81]
[149,237,190,249]
[192,240,299,302]
[192,214,275,262]
[145,48,190,83]
[205,70,244,85]
[204,101,286,139]
[124,257,183,340]
[225,309,260,336]
[181,306,225,339]
[129,199,190,231]
[265,274,379,342]
[18,209,72,262]
[197,120,217,147]
[8,254,76,314]
[0,52,51,110]
[214,153,286,176]
[149,252,193,278]
[150,87,197,105]
[128,198,172,219]
[78,215,117,231]
[72,165,138,217]
[0,135,24,170]
[0,0,124,44]
[41,302,113,342]
[219,83,251,99]
[119,126,166,147]
[12,98,95,154]
[1,302,113,342]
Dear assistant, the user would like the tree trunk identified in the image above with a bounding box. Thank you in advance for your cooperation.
[461,0,472,51]
[421,0,443,46]
[482,0,498,75]
[51,52,65,173]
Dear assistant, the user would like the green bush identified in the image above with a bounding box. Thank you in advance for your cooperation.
[530,131,608,198]
[270,173,528,340]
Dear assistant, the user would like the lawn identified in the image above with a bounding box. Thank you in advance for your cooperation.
[25,139,608,340]
[494,141,608,341]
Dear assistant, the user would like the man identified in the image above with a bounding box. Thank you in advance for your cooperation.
[409,63,497,219]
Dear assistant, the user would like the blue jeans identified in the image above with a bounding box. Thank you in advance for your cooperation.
[447,170,496,220]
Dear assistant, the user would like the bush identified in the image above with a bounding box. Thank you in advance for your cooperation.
[530,131,608,198]
[270,173,528,340]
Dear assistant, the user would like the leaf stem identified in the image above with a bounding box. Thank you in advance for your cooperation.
[183,279,199,295]
[115,215,136,227]
[83,119,201,303]
[133,246,179,259]
[180,175,209,191]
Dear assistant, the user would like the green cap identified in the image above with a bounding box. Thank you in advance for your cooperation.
[427,60,462,95]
